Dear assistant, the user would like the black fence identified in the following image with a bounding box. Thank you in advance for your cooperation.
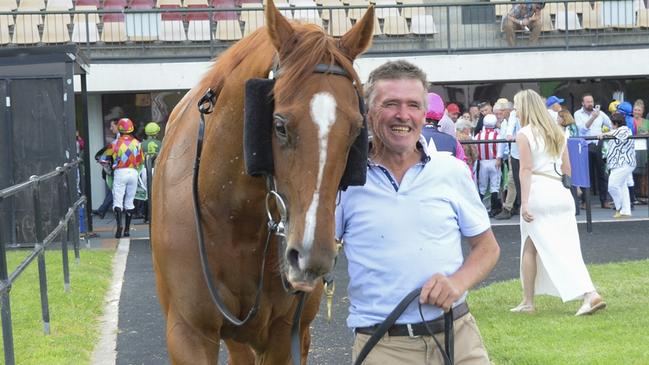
[1,0,649,59]
[0,158,87,365]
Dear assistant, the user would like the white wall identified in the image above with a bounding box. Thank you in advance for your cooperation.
[74,48,649,92]
[86,94,106,210]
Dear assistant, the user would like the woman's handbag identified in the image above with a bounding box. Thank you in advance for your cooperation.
[554,163,571,189]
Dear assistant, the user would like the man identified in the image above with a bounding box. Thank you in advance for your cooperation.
[473,101,493,136]
[502,2,544,47]
[438,102,460,137]
[495,99,521,220]
[336,60,500,364]
[468,101,481,129]
[574,93,613,208]
[475,114,504,217]
[422,92,460,157]
[546,95,564,122]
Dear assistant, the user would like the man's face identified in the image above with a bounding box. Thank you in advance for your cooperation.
[494,109,505,122]
[633,105,643,118]
[480,104,492,116]
[469,106,480,119]
[582,96,595,111]
[448,112,459,122]
[110,121,118,135]
[369,79,426,156]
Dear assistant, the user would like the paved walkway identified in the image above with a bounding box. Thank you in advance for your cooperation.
[85,202,649,365]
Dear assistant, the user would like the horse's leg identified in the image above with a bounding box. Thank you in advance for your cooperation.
[225,339,255,365]
[166,308,220,365]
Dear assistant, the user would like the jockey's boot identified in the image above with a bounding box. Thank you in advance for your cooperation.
[123,209,133,237]
[114,207,123,239]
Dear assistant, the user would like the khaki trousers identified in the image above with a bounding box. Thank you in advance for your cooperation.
[352,313,490,365]
[503,165,517,211]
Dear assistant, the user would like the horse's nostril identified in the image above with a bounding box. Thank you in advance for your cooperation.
[287,248,300,270]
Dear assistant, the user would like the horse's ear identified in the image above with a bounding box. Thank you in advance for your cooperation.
[265,0,295,52]
[339,6,374,60]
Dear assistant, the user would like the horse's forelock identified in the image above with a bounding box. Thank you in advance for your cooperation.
[274,23,362,105]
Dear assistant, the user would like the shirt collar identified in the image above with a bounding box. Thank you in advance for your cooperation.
[367,135,431,167]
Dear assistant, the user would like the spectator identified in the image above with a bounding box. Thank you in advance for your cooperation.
[475,114,504,217]
[474,101,493,136]
[616,101,636,134]
[608,100,621,116]
[105,118,144,238]
[337,60,499,365]
[456,117,479,178]
[495,99,521,220]
[558,110,581,214]
[601,113,636,218]
[438,102,460,137]
[574,93,613,209]
[511,89,605,316]
[422,92,462,159]
[545,95,564,123]
[632,100,649,135]
[502,2,545,47]
[468,101,481,128]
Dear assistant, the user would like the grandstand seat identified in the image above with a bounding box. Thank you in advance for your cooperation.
[0,16,10,44]
[567,1,592,14]
[46,0,74,10]
[212,0,238,20]
[0,0,18,11]
[374,0,399,19]
[75,0,100,6]
[409,13,436,34]
[157,0,182,6]
[273,1,293,18]
[12,14,40,43]
[0,12,12,27]
[372,15,382,35]
[638,9,649,27]
[71,20,100,42]
[186,5,211,40]
[241,2,264,36]
[492,0,511,19]
[103,0,128,7]
[346,0,368,20]
[555,10,581,30]
[237,0,260,4]
[382,14,408,35]
[400,0,426,20]
[42,14,71,42]
[214,18,242,40]
[316,0,341,6]
[126,0,159,41]
[159,4,187,41]
[327,8,350,36]
[581,3,607,29]
[183,0,208,5]
[131,0,155,8]
[293,4,321,24]
[18,0,44,10]
[540,9,553,31]
[101,11,127,42]
[73,5,100,23]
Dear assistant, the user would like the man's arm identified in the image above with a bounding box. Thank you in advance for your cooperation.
[419,229,500,311]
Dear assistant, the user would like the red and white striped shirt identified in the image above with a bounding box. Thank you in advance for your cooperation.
[475,128,502,160]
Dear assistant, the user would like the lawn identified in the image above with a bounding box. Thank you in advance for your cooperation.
[0,249,114,365]
[470,260,649,365]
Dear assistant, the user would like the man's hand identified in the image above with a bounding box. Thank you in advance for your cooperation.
[419,273,463,312]
[496,158,502,168]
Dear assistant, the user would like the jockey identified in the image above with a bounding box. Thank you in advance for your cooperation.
[474,114,504,217]
[142,122,163,159]
[105,118,144,238]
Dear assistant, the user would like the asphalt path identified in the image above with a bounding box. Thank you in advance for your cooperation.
[116,221,649,365]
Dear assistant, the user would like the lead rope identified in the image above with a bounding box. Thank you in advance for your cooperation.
[193,89,269,326]
[353,288,454,365]
[195,89,305,365]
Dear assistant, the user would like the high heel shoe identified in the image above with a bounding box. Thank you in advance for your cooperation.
[576,294,606,316]
[510,303,535,313]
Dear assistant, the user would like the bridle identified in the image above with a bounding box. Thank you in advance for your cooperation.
[192,61,364,365]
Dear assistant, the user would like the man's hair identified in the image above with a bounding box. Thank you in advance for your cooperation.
[611,112,626,127]
[364,60,427,109]
[478,101,491,109]
[581,93,594,101]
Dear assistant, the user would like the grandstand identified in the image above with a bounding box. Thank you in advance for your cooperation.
[1,0,648,208]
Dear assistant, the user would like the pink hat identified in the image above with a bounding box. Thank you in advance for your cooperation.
[426,92,445,121]
[446,103,460,115]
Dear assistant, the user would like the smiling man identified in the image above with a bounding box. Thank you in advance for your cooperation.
[335,60,500,364]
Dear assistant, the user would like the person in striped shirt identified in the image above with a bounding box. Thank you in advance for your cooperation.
[475,114,504,217]
[601,113,637,218]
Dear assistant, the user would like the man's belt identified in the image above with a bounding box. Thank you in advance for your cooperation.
[355,302,469,337]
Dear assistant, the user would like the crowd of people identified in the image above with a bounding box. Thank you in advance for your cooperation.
[91,118,163,238]
[423,90,649,221]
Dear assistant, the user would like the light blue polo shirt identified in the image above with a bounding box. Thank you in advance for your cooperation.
[335,141,491,329]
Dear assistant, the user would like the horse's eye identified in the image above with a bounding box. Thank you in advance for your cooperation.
[274,116,288,141]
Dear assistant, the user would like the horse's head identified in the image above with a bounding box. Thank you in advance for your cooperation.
[264,0,374,292]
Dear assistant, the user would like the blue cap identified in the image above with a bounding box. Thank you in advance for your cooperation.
[546,95,564,107]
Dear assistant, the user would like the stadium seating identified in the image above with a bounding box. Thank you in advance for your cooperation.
[555,10,581,30]
[159,4,187,41]
[410,13,437,34]
[101,11,127,42]
[42,14,71,43]
[214,18,242,40]
[12,14,41,43]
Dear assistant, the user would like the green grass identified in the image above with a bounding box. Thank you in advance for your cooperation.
[0,249,114,365]
[470,260,649,365]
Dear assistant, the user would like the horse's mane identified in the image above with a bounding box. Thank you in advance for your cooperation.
[198,22,361,105]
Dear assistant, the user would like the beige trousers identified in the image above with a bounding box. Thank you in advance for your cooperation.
[503,164,517,211]
[352,313,490,365]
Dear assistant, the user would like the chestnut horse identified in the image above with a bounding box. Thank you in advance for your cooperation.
[150,1,375,363]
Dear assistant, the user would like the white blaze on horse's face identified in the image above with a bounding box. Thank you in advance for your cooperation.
[301,92,337,255]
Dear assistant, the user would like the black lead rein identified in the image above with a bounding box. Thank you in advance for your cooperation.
[193,90,305,365]
[353,288,454,365]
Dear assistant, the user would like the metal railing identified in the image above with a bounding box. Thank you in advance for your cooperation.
[1,0,649,59]
[459,134,649,232]
[0,158,87,365]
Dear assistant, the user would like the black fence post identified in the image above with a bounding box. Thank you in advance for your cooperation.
[59,167,71,293]
[0,222,16,365]
[31,177,51,335]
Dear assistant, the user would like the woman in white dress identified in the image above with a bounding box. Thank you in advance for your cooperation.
[510,90,606,316]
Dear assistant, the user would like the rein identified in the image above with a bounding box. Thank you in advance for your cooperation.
[192,62,355,365]
[353,289,455,365]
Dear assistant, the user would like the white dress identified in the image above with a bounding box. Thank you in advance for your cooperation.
[518,126,595,302]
